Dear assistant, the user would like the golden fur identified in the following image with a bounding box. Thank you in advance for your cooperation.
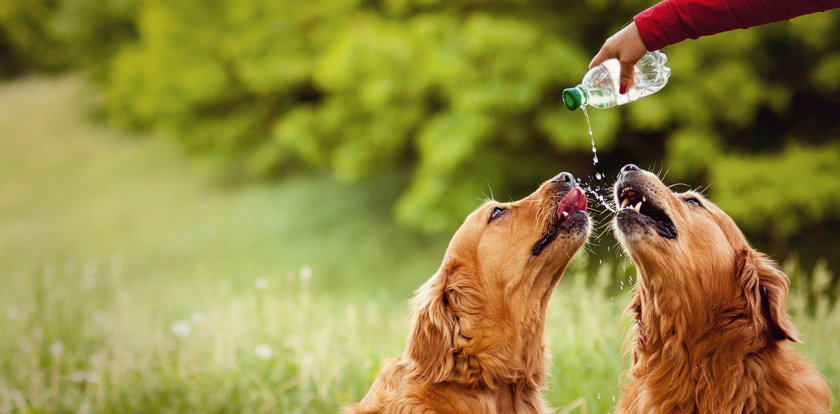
[612,167,831,413]
[345,174,590,414]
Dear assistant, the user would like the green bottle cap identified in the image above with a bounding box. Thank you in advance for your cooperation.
[562,87,584,111]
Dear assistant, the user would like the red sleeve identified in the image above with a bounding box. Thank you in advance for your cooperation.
[634,0,840,51]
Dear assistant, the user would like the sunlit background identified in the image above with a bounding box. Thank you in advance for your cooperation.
[1,0,838,412]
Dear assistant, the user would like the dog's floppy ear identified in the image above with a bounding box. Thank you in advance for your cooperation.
[405,267,457,382]
[735,249,800,342]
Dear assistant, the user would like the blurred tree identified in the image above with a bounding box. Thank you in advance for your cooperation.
[54,0,138,78]
[2,0,839,299]
[0,0,69,75]
[102,0,840,288]
[0,0,137,77]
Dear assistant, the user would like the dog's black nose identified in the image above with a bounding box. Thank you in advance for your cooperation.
[618,164,640,179]
[551,172,576,186]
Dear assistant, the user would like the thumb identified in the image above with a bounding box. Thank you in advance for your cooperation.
[619,60,635,94]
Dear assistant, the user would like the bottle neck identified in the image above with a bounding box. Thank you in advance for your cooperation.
[574,85,589,108]
[562,85,589,111]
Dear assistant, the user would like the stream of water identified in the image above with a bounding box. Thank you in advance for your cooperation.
[578,107,614,212]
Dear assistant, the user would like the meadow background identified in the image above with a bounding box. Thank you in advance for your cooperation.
[1,0,839,412]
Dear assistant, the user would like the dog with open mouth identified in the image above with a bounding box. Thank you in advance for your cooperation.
[612,164,831,413]
[346,172,590,414]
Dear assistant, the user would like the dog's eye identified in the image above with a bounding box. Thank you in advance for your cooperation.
[683,197,702,207]
[488,206,507,223]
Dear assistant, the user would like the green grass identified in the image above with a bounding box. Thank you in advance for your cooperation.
[0,76,836,413]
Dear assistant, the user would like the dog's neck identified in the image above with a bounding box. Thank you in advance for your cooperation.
[444,279,562,394]
[416,378,548,414]
[435,350,548,413]
[627,267,788,412]
[632,264,745,348]
[449,306,550,391]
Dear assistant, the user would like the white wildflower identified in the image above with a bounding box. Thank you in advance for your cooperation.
[50,341,64,356]
[299,266,312,288]
[254,277,267,290]
[171,320,191,337]
[254,344,272,360]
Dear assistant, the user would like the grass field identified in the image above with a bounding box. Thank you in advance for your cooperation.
[0,77,837,413]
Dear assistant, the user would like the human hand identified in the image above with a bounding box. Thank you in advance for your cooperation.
[589,22,648,94]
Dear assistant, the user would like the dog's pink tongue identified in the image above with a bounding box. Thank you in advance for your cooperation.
[557,187,587,220]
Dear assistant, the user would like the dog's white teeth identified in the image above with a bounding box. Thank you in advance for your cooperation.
[642,195,646,203]
[633,202,642,212]
[620,198,630,209]
[562,211,569,218]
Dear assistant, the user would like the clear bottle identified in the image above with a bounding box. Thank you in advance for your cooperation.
[562,51,671,111]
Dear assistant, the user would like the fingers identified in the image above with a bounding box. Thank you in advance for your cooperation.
[619,60,635,94]
[589,48,611,69]
[589,22,648,94]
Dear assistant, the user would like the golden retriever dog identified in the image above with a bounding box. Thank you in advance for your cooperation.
[345,172,590,414]
[612,164,831,413]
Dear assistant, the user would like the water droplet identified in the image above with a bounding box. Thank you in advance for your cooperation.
[595,172,603,180]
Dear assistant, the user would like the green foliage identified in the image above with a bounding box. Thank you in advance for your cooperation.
[4,0,840,279]
[106,1,594,230]
[713,143,840,237]
[0,0,136,76]
[0,0,69,74]
[102,0,840,238]
[53,0,138,78]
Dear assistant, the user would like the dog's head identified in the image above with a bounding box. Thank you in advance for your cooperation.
[612,164,798,344]
[406,172,590,385]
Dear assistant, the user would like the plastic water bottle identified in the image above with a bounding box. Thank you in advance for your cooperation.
[562,51,671,111]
